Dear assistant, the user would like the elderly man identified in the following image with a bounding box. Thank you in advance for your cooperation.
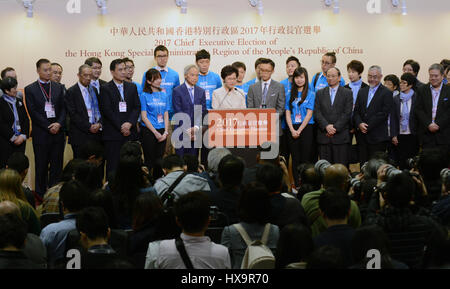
[172,64,207,157]
[353,65,393,164]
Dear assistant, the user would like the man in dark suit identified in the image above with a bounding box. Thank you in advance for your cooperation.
[314,67,353,167]
[415,63,450,150]
[247,58,285,149]
[65,64,103,158]
[24,58,66,197]
[98,59,140,175]
[172,64,207,157]
[353,65,393,164]
[85,57,107,95]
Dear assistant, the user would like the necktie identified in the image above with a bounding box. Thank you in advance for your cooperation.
[189,87,194,104]
[330,88,336,105]
[118,84,124,100]
[92,81,99,93]
[85,87,94,123]
[262,83,268,105]
[367,87,376,108]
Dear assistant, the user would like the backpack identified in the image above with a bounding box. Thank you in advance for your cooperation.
[233,223,275,269]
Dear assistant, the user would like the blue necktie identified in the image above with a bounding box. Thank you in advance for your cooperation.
[189,87,194,104]
[118,84,124,101]
[367,87,376,108]
[330,87,337,105]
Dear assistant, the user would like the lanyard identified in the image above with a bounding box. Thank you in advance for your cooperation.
[38,81,52,103]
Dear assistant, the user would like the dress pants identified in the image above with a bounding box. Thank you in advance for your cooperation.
[141,126,166,180]
[33,140,65,197]
[357,135,388,165]
[393,134,419,170]
[288,124,314,187]
[319,143,350,167]
[104,139,127,176]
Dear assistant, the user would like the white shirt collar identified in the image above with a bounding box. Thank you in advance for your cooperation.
[185,82,194,90]
[156,66,169,73]
[38,79,50,84]
[262,79,271,87]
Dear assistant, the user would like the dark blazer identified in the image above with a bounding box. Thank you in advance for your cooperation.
[24,81,66,145]
[353,84,393,144]
[415,83,450,145]
[98,80,140,141]
[314,86,353,144]
[344,81,369,129]
[65,83,102,146]
[390,92,417,138]
[0,96,30,166]
[172,83,207,129]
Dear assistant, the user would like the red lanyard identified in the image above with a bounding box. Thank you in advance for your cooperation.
[38,81,52,102]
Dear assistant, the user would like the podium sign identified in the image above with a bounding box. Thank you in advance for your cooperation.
[206,109,278,148]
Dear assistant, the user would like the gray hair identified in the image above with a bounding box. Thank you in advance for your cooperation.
[184,64,199,76]
[429,63,444,75]
[368,65,382,74]
[207,148,232,174]
[78,64,92,74]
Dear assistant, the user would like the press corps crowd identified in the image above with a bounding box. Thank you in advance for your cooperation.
[0,46,449,269]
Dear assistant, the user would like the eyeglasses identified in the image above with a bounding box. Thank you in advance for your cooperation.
[156,55,168,58]
[321,61,333,66]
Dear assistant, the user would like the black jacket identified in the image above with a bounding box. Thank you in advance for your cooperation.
[0,250,41,269]
[390,92,417,137]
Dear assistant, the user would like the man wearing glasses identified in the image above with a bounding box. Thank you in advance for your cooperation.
[310,52,346,92]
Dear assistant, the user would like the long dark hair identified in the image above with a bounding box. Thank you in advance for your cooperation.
[289,67,309,111]
[143,68,162,93]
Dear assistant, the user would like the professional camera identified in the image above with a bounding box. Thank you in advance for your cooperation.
[362,159,387,179]
[441,168,450,183]
[406,156,420,170]
[314,159,331,179]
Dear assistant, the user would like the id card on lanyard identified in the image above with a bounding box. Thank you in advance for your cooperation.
[39,81,55,118]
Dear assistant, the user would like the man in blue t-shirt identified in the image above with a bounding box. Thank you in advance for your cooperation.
[141,45,180,119]
[195,49,222,110]
[310,52,345,92]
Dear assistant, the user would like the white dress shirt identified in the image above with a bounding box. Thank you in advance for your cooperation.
[211,86,246,109]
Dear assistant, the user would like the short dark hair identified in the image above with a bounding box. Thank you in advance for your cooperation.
[319,188,351,220]
[79,141,104,161]
[74,162,103,193]
[76,207,109,240]
[259,58,275,70]
[384,74,400,89]
[122,57,134,65]
[324,52,337,64]
[162,154,185,170]
[351,225,392,266]
[0,77,18,93]
[384,172,415,208]
[256,163,283,193]
[60,159,85,183]
[195,49,211,62]
[400,72,417,87]
[347,60,364,75]
[6,152,29,174]
[232,61,246,71]
[439,59,450,70]
[132,191,162,231]
[89,189,117,229]
[183,154,199,173]
[110,58,125,71]
[174,191,211,233]
[220,65,238,80]
[154,45,169,57]
[0,213,27,249]
[143,68,162,93]
[403,59,420,75]
[85,57,102,67]
[306,245,344,269]
[218,154,245,188]
[286,56,301,67]
[36,58,51,69]
[238,183,271,225]
[1,67,15,79]
[255,58,265,69]
[59,180,89,212]
[275,224,313,269]
[119,141,142,160]
[51,63,63,70]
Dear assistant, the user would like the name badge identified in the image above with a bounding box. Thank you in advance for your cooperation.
[119,102,127,112]
[45,102,53,112]
[157,114,164,123]
[87,109,93,119]
[295,114,302,123]
[205,90,210,100]
[46,109,56,118]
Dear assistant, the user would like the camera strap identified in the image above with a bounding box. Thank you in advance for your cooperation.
[175,236,195,269]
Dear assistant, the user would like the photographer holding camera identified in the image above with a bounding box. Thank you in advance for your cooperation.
[431,169,450,226]
[365,167,446,269]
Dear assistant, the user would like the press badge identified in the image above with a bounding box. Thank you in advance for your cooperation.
[157,114,164,123]
[119,102,127,112]
[45,102,55,118]
[205,90,210,100]
[295,114,302,123]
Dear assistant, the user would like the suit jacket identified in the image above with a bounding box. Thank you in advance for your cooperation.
[353,84,393,144]
[172,83,207,129]
[247,79,285,134]
[98,80,140,141]
[390,92,417,138]
[415,83,450,145]
[65,83,103,146]
[24,81,66,145]
[314,86,353,144]
[344,81,369,129]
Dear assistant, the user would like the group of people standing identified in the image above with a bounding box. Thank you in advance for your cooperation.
[0,46,449,197]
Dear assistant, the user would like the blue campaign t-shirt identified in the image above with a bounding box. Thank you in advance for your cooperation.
[141,67,180,119]
[139,91,170,129]
[310,72,345,92]
[197,71,222,109]
[133,81,143,96]
[285,90,316,125]
[280,78,293,130]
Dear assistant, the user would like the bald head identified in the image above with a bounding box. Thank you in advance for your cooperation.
[323,164,350,191]
[0,201,21,217]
